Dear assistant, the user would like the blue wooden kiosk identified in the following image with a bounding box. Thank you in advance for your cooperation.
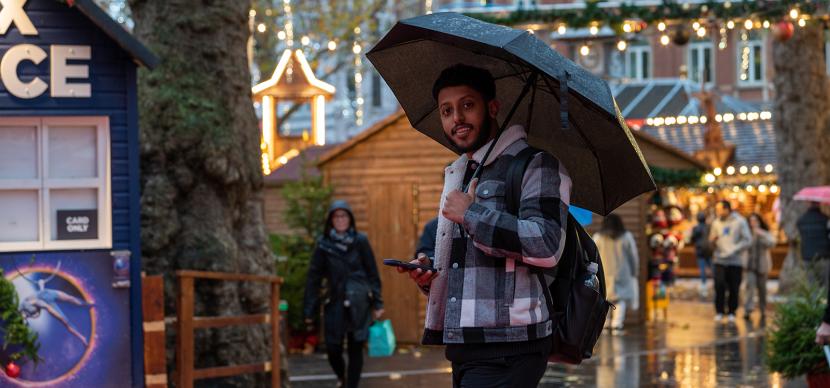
[0,0,156,386]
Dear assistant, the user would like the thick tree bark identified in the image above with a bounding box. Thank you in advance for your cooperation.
[129,1,275,386]
[772,24,830,291]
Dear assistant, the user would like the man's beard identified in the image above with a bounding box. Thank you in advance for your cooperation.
[444,115,495,154]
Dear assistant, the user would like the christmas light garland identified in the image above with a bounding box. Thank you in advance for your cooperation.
[468,1,828,31]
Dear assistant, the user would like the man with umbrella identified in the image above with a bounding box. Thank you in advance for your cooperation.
[369,13,655,386]
[397,63,570,386]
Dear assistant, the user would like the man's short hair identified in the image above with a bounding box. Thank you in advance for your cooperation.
[432,64,496,102]
[718,200,732,211]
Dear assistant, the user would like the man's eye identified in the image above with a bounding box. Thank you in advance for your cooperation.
[441,108,451,116]
[463,102,473,109]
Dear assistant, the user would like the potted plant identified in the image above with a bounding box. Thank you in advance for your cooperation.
[0,268,40,378]
[767,277,830,387]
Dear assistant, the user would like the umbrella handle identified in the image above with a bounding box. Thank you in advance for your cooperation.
[463,71,539,193]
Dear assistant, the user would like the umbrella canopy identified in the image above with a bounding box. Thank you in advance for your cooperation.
[794,186,830,204]
[366,12,655,216]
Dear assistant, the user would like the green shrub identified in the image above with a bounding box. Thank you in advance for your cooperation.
[272,160,332,332]
[766,278,830,379]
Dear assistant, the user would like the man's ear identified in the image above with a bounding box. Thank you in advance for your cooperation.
[488,99,500,119]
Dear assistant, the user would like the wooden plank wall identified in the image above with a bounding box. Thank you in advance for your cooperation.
[320,116,455,343]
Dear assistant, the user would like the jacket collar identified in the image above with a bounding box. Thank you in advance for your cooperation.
[470,124,527,166]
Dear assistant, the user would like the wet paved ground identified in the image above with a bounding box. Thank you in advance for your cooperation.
[287,296,808,387]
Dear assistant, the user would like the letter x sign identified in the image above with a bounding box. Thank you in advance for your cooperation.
[0,0,37,36]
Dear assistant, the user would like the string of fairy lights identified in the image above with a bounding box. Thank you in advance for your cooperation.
[466,1,823,60]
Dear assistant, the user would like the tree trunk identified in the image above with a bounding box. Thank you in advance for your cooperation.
[772,24,830,292]
[129,1,275,386]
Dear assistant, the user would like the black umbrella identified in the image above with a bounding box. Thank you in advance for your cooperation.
[366,12,656,216]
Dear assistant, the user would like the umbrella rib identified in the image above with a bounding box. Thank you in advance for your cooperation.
[540,75,607,215]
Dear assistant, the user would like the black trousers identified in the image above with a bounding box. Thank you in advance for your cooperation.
[451,352,548,388]
[326,332,364,388]
[714,264,743,315]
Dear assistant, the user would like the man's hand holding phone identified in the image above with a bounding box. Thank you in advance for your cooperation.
[397,253,438,288]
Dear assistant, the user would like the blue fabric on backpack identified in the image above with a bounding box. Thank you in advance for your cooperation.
[368,319,396,357]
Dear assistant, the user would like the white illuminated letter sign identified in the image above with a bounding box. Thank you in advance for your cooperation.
[51,45,91,98]
[0,43,47,98]
[0,0,37,36]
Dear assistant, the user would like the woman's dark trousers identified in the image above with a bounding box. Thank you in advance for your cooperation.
[326,332,364,388]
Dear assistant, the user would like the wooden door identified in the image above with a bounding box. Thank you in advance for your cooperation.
[366,183,421,343]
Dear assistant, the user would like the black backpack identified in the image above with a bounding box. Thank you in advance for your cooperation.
[505,146,611,365]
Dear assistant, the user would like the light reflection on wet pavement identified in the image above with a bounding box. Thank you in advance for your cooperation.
[288,301,808,387]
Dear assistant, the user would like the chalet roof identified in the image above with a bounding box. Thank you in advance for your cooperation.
[264,145,336,186]
[612,78,760,119]
[317,110,406,165]
[639,119,777,168]
[73,0,158,68]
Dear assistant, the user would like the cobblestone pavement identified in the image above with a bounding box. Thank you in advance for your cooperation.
[287,297,809,387]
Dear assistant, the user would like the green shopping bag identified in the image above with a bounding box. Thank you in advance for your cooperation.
[368,319,396,357]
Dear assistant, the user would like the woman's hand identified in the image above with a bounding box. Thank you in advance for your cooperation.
[374,309,385,320]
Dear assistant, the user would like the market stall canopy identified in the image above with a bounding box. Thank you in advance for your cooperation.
[612,79,762,120]
[639,119,776,169]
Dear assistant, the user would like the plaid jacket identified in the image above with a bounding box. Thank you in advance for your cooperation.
[422,125,571,345]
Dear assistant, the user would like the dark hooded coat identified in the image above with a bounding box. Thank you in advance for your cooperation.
[303,200,383,344]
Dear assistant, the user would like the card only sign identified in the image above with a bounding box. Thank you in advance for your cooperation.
[57,210,98,240]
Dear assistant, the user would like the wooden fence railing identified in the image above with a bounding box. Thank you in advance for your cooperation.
[176,270,283,388]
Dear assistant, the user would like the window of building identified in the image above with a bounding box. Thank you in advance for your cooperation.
[0,117,111,252]
[738,38,764,85]
[688,41,714,85]
[624,43,651,81]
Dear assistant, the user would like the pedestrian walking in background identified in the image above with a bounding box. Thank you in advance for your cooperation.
[593,214,639,332]
[709,200,752,323]
[690,211,714,297]
[743,213,776,322]
[796,202,830,287]
[304,200,384,388]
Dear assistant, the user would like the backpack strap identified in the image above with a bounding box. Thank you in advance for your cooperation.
[505,146,542,216]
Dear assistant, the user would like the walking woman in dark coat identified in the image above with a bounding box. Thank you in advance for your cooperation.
[304,200,384,388]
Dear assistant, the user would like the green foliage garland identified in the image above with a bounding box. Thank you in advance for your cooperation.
[469,0,827,29]
[650,165,704,187]
[0,269,40,365]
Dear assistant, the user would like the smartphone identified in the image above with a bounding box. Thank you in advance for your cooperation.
[383,259,435,272]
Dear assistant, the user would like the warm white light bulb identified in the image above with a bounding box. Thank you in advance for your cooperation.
[580,44,590,56]
[617,40,627,51]
[257,23,267,33]
[328,40,336,51]
[660,34,670,45]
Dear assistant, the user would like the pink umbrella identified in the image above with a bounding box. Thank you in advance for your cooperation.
[793,186,830,204]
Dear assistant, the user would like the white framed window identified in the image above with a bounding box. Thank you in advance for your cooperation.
[688,41,715,85]
[738,39,764,86]
[625,44,652,81]
[0,116,111,252]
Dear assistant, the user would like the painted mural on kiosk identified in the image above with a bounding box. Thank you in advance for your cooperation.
[0,252,131,387]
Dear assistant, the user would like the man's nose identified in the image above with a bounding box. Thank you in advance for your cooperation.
[452,109,464,124]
